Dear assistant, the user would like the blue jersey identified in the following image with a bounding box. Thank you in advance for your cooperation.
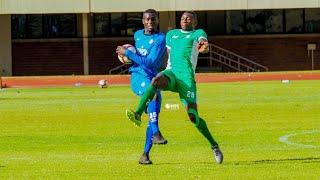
[125,29,166,78]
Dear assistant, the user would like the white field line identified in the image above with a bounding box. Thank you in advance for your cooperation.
[279,130,320,148]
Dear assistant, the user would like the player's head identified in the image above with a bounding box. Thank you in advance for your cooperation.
[142,9,159,34]
[180,11,198,31]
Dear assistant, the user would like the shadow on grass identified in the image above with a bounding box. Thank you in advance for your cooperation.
[133,158,320,166]
[232,157,320,165]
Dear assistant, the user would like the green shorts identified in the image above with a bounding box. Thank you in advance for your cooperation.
[160,69,197,105]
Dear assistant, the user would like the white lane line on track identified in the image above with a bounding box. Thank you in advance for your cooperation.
[279,130,320,148]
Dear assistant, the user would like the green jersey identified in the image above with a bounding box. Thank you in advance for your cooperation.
[166,29,208,75]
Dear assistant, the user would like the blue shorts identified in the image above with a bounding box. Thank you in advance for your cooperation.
[130,73,162,105]
[131,73,152,97]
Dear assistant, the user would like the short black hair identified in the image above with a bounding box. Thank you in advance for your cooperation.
[144,9,158,15]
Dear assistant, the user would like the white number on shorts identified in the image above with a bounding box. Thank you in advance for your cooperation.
[187,91,195,98]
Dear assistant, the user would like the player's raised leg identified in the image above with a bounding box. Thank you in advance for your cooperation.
[127,72,174,126]
[126,85,157,126]
[125,75,151,126]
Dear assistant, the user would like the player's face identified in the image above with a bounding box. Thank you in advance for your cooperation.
[142,13,158,34]
[180,12,197,31]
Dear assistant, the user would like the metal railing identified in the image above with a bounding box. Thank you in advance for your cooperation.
[109,63,130,74]
[208,44,268,72]
[109,43,268,74]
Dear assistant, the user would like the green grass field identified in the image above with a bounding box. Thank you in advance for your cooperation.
[0,80,319,179]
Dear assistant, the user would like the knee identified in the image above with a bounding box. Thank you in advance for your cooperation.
[151,75,166,89]
[155,90,161,101]
[188,113,197,124]
[151,77,159,87]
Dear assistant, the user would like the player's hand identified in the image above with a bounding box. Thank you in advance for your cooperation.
[197,41,209,53]
[116,46,126,55]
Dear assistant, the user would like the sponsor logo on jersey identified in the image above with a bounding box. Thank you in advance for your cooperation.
[149,39,154,44]
[137,47,148,56]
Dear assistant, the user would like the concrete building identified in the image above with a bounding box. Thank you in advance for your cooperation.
[1,0,320,76]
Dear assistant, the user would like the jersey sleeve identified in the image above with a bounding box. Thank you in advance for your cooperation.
[133,31,137,41]
[125,33,166,69]
[165,30,173,50]
[195,29,208,42]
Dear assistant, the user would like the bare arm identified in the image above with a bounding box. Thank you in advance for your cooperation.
[197,38,209,53]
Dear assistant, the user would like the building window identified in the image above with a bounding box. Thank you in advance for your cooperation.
[305,8,320,33]
[111,13,126,36]
[59,15,77,37]
[26,15,43,38]
[244,10,283,34]
[12,15,26,38]
[265,10,283,33]
[44,15,60,37]
[285,9,303,33]
[226,10,246,34]
[94,13,111,36]
[43,14,77,37]
[207,11,225,35]
[12,14,77,38]
[195,11,207,30]
[246,10,266,33]
[127,12,143,36]
[94,12,150,37]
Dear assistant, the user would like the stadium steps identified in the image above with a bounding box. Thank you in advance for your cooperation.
[207,43,268,72]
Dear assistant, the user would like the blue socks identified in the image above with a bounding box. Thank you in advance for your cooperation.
[143,124,153,153]
[148,100,160,134]
[143,99,161,153]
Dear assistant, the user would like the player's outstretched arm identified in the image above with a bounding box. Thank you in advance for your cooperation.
[126,38,166,69]
[197,40,209,53]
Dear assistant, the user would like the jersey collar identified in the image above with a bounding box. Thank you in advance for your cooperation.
[180,29,195,33]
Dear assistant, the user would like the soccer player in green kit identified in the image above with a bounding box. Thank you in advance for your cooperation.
[126,11,223,164]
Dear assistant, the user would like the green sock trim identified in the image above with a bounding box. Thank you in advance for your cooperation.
[136,86,157,116]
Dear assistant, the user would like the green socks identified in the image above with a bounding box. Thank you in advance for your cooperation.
[136,86,157,116]
[196,118,218,147]
[188,108,218,147]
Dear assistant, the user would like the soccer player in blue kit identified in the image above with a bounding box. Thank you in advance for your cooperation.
[116,9,167,164]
